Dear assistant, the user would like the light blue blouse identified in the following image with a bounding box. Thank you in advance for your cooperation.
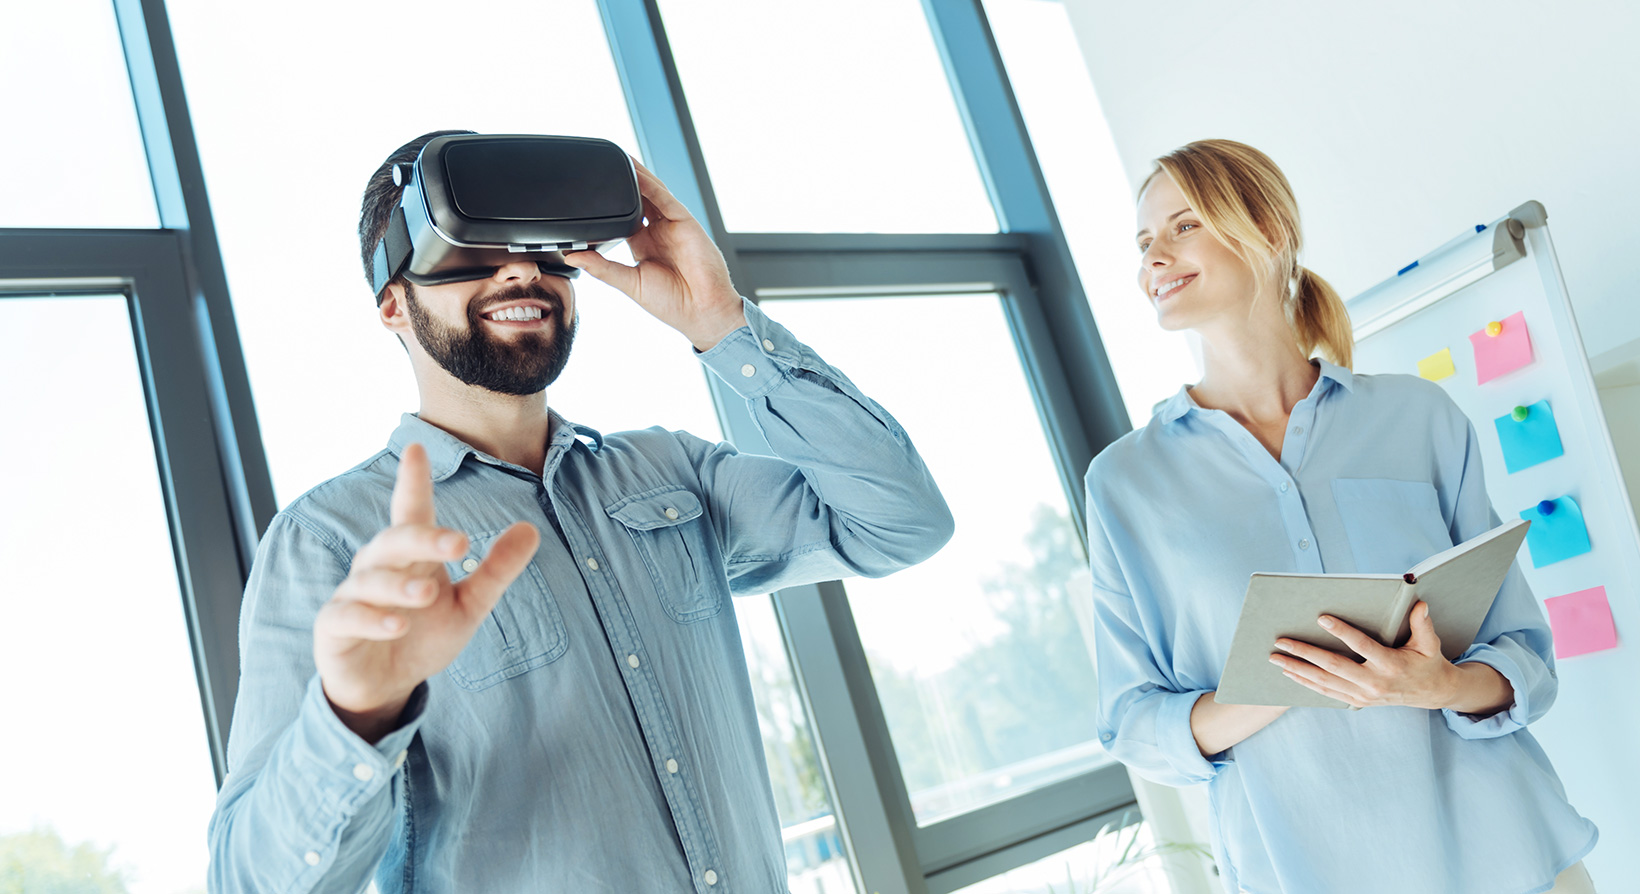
[1085,360,1596,894]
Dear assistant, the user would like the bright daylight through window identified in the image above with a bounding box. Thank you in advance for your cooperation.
[760,294,1113,825]
[0,297,218,894]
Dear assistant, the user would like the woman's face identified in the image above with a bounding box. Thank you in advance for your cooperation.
[1135,172,1260,333]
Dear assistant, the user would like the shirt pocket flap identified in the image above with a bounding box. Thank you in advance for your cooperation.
[605,487,703,531]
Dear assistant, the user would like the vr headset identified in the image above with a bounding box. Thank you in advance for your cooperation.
[370,134,642,298]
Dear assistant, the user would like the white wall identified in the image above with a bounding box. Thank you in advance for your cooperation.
[1061,0,1639,885]
[1062,0,1640,358]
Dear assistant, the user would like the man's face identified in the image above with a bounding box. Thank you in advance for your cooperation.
[400,264,578,396]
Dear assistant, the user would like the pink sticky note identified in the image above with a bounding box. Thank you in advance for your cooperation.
[1544,586,1618,658]
[1469,311,1534,385]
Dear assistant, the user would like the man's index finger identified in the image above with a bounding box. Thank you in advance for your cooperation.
[391,442,436,527]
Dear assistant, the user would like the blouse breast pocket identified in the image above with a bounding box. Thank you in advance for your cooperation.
[605,485,725,624]
[444,529,569,691]
[1330,478,1454,573]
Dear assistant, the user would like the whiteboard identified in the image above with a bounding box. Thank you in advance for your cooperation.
[1347,202,1640,883]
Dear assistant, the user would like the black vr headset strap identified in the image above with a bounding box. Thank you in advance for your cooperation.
[370,206,414,299]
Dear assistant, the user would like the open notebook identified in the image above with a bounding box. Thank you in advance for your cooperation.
[1216,519,1531,708]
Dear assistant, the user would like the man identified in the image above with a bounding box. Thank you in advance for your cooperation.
[206,131,953,893]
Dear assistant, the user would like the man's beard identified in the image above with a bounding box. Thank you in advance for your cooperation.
[405,281,577,396]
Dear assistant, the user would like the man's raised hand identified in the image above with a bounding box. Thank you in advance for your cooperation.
[313,443,540,742]
[561,159,747,352]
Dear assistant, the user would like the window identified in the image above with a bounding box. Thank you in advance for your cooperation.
[165,0,697,502]
[0,295,217,894]
[949,818,1187,894]
[982,0,1200,426]
[761,293,1110,825]
[658,0,997,234]
[0,1,158,227]
[737,595,852,893]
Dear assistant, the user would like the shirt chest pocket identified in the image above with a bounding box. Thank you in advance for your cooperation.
[444,529,569,691]
[605,486,725,623]
[1330,478,1454,573]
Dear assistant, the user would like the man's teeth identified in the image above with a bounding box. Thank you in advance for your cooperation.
[1156,276,1193,297]
[486,306,544,322]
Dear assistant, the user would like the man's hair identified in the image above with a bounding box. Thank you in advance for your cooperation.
[358,129,476,301]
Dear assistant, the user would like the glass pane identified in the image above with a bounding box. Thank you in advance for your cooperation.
[981,0,1200,427]
[0,295,217,894]
[760,294,1110,826]
[168,0,723,502]
[658,0,998,234]
[951,818,1202,894]
[736,596,854,894]
[0,2,159,227]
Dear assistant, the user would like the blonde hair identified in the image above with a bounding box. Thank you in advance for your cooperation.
[1140,139,1353,368]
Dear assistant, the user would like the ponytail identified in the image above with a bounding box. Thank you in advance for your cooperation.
[1150,140,1356,369]
[1291,266,1353,368]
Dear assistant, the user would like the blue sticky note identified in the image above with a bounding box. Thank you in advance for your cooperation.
[1494,400,1565,473]
[1519,496,1593,567]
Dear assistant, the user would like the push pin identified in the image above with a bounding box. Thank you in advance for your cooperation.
[1537,499,1556,516]
[1512,406,1530,422]
[1486,320,1504,337]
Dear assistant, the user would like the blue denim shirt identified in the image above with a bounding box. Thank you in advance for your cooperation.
[208,299,953,894]
[1086,361,1596,894]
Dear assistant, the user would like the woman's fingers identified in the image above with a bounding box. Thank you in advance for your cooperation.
[1274,638,1371,688]
[1317,615,1393,662]
[1406,601,1444,655]
[1282,670,1363,708]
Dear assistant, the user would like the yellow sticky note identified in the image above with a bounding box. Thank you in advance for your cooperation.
[1418,348,1455,381]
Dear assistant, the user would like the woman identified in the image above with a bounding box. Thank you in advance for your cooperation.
[1086,139,1596,893]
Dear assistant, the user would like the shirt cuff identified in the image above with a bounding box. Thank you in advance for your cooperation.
[1442,644,1529,738]
[295,674,427,802]
[695,298,794,400]
[1160,688,1225,783]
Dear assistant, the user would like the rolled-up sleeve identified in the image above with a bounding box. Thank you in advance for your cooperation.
[688,297,954,592]
[1086,482,1223,786]
[208,512,429,894]
[1439,416,1557,738]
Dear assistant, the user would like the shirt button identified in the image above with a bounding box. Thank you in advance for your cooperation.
[1279,481,1290,493]
[1100,732,1113,742]
[762,338,775,352]
[740,363,756,378]
[461,557,479,573]
[704,870,719,886]
[666,758,679,774]
[664,507,680,520]
[586,557,599,571]
[393,751,408,770]
[627,653,641,669]
[1299,538,1311,550]
[304,850,321,866]
[1292,426,1304,435]
[352,763,375,782]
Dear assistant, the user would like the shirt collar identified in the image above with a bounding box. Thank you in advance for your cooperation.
[1157,359,1354,426]
[386,411,604,482]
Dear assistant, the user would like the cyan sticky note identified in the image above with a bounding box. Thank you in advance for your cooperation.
[1519,496,1592,567]
[1470,311,1535,384]
[1494,400,1565,473]
[1418,348,1456,381]
[1545,586,1618,658]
